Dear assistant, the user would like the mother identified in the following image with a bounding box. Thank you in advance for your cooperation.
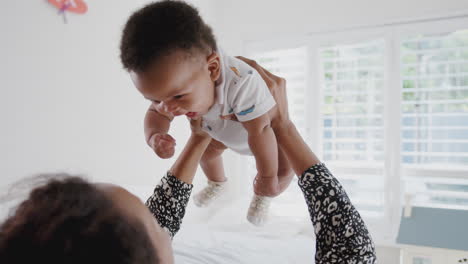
[0,59,376,264]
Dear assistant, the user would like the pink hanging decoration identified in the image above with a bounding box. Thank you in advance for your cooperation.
[48,0,87,23]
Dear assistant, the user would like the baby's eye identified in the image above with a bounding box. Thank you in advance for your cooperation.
[174,95,184,99]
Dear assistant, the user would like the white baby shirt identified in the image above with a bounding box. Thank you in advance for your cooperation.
[201,50,276,155]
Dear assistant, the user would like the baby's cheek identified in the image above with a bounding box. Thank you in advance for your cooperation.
[192,101,207,111]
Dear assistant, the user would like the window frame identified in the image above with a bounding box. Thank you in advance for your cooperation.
[242,16,468,245]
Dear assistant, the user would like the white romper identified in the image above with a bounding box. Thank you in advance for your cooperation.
[201,50,276,155]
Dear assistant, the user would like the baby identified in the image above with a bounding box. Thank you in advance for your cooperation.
[120,0,294,225]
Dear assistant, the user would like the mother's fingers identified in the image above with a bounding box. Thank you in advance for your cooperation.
[235,56,256,67]
[220,113,239,121]
[236,56,271,79]
[237,56,291,126]
[237,55,288,103]
[188,117,211,138]
[238,56,287,87]
[236,56,276,87]
[188,116,202,127]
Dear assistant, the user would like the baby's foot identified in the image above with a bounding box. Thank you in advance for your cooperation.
[246,195,272,226]
[193,180,227,207]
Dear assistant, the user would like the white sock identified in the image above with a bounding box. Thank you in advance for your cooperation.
[193,179,227,207]
[246,194,272,226]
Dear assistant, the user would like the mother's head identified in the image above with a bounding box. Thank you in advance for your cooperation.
[0,175,173,264]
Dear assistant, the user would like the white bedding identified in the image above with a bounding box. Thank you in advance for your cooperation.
[124,183,317,263]
[173,224,316,264]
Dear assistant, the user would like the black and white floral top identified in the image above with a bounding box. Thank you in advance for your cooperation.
[146,164,377,263]
[299,163,376,264]
[145,172,193,238]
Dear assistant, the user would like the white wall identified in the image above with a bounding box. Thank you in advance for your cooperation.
[207,0,468,54]
[0,1,216,192]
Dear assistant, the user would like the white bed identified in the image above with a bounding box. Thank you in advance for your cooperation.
[173,223,316,264]
[125,182,317,264]
[170,190,317,264]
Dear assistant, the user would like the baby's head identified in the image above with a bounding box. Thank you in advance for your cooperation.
[120,0,220,118]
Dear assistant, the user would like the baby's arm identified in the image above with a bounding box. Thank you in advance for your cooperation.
[242,113,280,197]
[144,103,176,159]
[146,118,211,238]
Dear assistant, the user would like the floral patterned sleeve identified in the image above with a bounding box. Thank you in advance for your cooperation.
[145,172,193,239]
[298,163,377,264]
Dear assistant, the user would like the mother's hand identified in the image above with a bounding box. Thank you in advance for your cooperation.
[235,56,291,130]
[237,56,319,176]
[188,117,210,139]
[170,117,211,184]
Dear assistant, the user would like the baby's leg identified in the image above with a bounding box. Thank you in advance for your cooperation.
[247,141,295,226]
[277,146,295,194]
[246,110,294,226]
[193,139,227,207]
[269,107,295,193]
[200,139,227,182]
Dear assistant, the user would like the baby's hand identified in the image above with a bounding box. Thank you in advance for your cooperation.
[149,133,176,159]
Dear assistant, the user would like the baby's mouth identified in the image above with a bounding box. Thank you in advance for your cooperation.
[185,112,198,118]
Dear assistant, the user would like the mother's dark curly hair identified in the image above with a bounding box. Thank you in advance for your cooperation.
[0,175,157,264]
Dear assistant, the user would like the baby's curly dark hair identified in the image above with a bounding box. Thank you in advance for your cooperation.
[0,175,158,264]
[120,0,217,73]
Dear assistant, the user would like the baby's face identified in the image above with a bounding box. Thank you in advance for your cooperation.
[130,50,220,119]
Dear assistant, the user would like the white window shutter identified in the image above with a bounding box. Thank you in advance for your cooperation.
[401,30,468,210]
[318,39,387,217]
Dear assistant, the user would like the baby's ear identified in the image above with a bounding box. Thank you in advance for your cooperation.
[207,52,221,81]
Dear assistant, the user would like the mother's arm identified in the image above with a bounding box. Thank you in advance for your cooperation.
[238,56,377,264]
[236,56,319,175]
[145,118,211,238]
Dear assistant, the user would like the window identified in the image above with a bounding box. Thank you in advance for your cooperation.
[318,39,386,218]
[249,47,309,136]
[243,17,468,243]
[400,30,468,210]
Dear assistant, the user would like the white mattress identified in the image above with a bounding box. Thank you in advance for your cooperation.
[173,224,316,264]
[123,183,317,263]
